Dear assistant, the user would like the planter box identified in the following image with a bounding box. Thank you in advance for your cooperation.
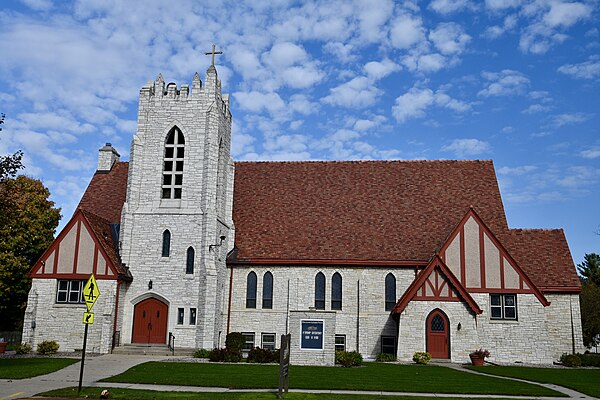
[469,353,484,366]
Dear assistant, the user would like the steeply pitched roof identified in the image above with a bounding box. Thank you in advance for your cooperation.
[78,161,129,223]
[230,160,508,264]
[501,229,580,292]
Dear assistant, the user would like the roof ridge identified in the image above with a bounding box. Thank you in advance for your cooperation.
[234,159,493,165]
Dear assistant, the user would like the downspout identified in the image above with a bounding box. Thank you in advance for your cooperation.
[356,280,360,352]
[286,279,290,334]
[112,281,121,351]
[570,295,575,354]
[226,266,234,334]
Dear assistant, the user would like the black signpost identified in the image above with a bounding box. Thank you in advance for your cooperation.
[278,333,291,398]
[78,275,99,393]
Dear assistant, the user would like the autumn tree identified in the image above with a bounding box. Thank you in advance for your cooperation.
[0,113,23,179]
[0,175,61,330]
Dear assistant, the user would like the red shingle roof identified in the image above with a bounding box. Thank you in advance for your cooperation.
[231,160,509,263]
[501,229,580,291]
[78,162,129,223]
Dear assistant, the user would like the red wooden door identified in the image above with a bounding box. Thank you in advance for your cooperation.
[132,298,168,344]
[426,310,449,359]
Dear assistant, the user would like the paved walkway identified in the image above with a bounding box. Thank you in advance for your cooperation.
[0,355,596,400]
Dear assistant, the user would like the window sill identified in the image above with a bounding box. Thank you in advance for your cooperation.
[489,319,519,324]
[53,303,86,308]
[160,199,181,208]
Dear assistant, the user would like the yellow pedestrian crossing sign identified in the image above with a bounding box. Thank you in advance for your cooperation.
[83,274,100,312]
[83,312,94,324]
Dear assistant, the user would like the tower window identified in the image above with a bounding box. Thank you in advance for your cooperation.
[186,247,195,274]
[162,230,171,257]
[162,127,185,199]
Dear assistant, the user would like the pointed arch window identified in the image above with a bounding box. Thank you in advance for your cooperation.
[262,272,273,309]
[162,230,171,257]
[162,127,185,199]
[315,272,325,310]
[246,271,257,308]
[186,247,194,274]
[331,272,342,310]
[385,273,396,311]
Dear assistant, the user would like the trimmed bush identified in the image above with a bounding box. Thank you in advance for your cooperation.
[335,350,363,367]
[579,353,600,367]
[248,347,277,363]
[193,348,210,358]
[223,348,242,363]
[37,340,59,355]
[208,348,225,362]
[15,342,32,355]
[412,351,432,365]
[560,353,582,367]
[225,332,245,352]
[376,352,397,362]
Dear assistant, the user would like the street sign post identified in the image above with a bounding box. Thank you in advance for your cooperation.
[79,274,100,393]
[278,333,291,398]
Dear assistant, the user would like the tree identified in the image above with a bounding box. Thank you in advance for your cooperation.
[580,281,600,348]
[0,113,24,179]
[578,253,600,288]
[0,175,61,330]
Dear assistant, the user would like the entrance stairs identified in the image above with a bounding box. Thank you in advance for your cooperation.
[112,344,194,356]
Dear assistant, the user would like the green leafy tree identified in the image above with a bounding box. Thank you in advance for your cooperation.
[578,253,600,288]
[0,175,61,330]
[579,281,600,348]
[0,113,24,179]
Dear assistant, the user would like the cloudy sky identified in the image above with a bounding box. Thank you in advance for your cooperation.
[0,0,598,265]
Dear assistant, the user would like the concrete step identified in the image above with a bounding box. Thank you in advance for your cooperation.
[111,344,194,356]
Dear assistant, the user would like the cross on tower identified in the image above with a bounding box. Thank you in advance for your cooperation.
[205,44,223,66]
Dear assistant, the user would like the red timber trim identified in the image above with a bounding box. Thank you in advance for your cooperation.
[460,228,466,285]
[479,226,486,289]
[92,242,99,276]
[228,258,427,267]
[392,255,482,316]
[499,253,505,288]
[29,209,119,280]
[437,207,550,307]
[72,220,82,274]
[540,286,581,293]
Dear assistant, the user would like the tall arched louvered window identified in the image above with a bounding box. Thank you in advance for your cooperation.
[262,272,273,309]
[385,273,396,311]
[186,247,194,274]
[331,272,342,310]
[315,272,325,310]
[162,230,171,257]
[246,272,257,308]
[162,127,185,199]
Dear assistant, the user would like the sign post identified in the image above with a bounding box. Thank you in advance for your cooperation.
[278,333,291,398]
[78,275,100,393]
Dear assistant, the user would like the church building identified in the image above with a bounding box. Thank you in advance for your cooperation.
[23,63,583,365]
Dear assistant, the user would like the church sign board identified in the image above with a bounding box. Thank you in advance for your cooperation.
[300,320,324,350]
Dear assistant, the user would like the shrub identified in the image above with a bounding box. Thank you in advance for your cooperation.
[225,332,245,352]
[248,347,277,363]
[223,348,242,362]
[335,350,363,367]
[208,348,225,362]
[412,351,432,365]
[579,353,600,367]
[376,352,397,362]
[560,353,582,367]
[15,342,32,355]
[193,348,210,358]
[37,340,59,355]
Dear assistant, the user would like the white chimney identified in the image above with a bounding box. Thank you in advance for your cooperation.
[97,143,120,172]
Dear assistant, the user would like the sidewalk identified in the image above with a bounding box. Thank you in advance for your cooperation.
[1,355,596,400]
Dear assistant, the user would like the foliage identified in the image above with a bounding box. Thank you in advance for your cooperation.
[192,348,210,358]
[335,350,363,367]
[225,332,245,352]
[247,347,277,363]
[580,353,600,367]
[376,352,397,362]
[223,348,242,362]
[36,340,60,355]
[0,358,78,379]
[0,175,61,330]
[208,348,224,362]
[578,253,600,287]
[580,280,600,348]
[0,113,23,180]
[469,348,490,358]
[412,352,431,365]
[559,353,582,367]
[207,348,242,363]
[15,342,32,354]
[102,361,560,396]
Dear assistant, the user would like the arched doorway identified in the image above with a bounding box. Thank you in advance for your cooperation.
[426,309,449,359]
[132,298,168,344]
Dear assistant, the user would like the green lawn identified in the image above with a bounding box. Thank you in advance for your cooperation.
[40,386,519,400]
[0,358,79,379]
[470,365,600,398]
[102,362,563,397]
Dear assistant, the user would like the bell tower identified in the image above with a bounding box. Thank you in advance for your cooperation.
[118,54,234,349]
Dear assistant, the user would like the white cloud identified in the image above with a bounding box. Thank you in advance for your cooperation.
[20,0,53,11]
[322,76,382,108]
[498,165,537,175]
[478,70,530,97]
[392,87,470,123]
[389,14,426,49]
[522,104,551,114]
[483,14,518,39]
[485,0,522,11]
[353,115,386,131]
[233,91,286,115]
[354,0,394,42]
[543,2,590,28]
[429,0,475,14]
[363,59,400,80]
[580,148,600,159]
[429,22,471,55]
[323,42,356,63]
[550,112,590,128]
[403,53,448,73]
[558,59,600,79]
[442,138,491,158]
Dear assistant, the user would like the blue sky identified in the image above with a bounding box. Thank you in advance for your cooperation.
[0,0,598,266]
